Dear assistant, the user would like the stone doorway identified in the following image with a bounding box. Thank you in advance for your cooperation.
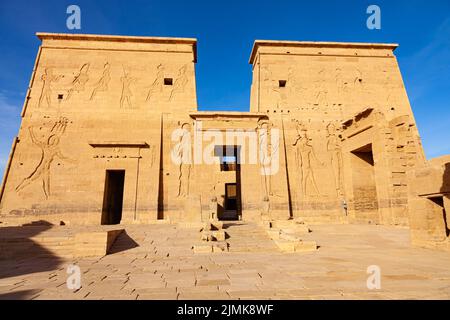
[214,146,242,221]
[350,144,379,224]
[101,170,125,225]
[428,196,450,238]
[224,183,238,218]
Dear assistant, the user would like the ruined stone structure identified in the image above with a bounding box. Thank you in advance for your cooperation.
[0,33,447,251]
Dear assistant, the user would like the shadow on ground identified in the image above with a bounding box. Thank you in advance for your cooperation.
[0,220,64,279]
[0,289,42,300]
[108,230,140,254]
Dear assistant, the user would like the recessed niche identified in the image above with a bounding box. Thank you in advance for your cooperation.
[278,80,287,88]
[164,78,173,85]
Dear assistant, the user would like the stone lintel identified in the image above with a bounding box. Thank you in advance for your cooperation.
[88,141,149,148]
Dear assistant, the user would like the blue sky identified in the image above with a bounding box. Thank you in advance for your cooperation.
[0,0,449,177]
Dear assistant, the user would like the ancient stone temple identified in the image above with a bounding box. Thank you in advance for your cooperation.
[0,33,448,251]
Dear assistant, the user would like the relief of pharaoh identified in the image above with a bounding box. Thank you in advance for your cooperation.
[38,68,63,108]
[326,122,344,196]
[66,63,90,100]
[15,117,76,199]
[293,128,324,197]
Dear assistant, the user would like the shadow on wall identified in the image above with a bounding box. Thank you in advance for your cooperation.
[440,163,450,193]
[0,220,64,280]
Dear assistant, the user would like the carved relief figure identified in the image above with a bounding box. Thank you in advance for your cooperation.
[66,63,90,100]
[314,69,329,107]
[294,119,308,138]
[293,129,323,196]
[90,62,111,100]
[146,64,164,101]
[383,70,398,108]
[169,64,189,101]
[272,86,288,109]
[16,117,75,199]
[261,196,270,219]
[288,67,303,97]
[120,67,137,109]
[38,68,63,108]
[258,120,279,199]
[351,68,364,105]
[174,122,192,198]
[326,122,344,196]
[261,66,272,96]
[335,67,349,97]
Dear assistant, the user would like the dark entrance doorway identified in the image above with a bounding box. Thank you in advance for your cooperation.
[101,170,125,225]
[350,144,379,224]
[214,145,242,221]
[225,183,238,212]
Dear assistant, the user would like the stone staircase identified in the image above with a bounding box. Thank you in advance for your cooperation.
[222,222,280,253]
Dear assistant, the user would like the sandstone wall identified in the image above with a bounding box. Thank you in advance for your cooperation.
[0,33,197,225]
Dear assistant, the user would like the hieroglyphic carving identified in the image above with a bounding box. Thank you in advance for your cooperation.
[173,122,192,197]
[16,117,75,199]
[66,63,90,100]
[120,67,137,109]
[146,64,164,101]
[169,65,188,101]
[149,144,156,168]
[326,122,344,196]
[38,68,63,108]
[293,124,323,196]
[90,62,111,100]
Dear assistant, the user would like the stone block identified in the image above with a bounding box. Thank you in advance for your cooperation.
[294,241,318,252]
[193,245,212,254]
[212,230,226,241]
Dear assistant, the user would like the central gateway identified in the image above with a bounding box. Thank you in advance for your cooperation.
[214,145,241,221]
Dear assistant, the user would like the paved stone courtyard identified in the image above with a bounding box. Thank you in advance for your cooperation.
[1,223,450,300]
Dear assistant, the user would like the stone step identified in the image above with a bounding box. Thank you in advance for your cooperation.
[221,222,279,253]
